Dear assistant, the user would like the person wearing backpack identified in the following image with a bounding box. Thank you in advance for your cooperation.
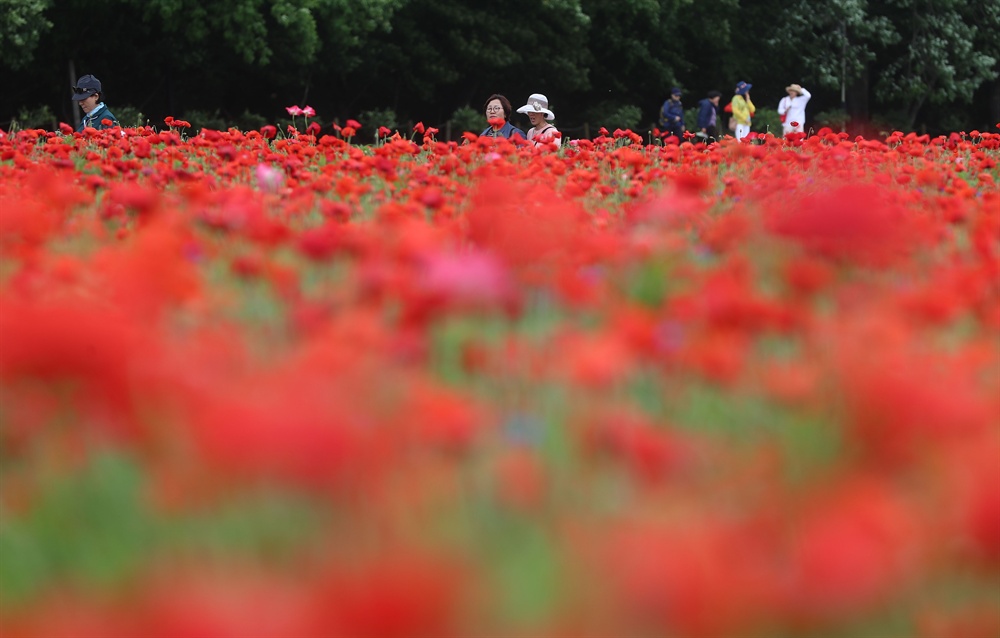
[696,90,722,142]
[659,87,685,139]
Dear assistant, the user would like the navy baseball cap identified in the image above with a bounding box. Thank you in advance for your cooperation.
[671,87,682,96]
[72,75,102,101]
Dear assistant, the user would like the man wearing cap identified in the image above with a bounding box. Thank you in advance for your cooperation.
[778,83,811,137]
[72,75,119,132]
[659,87,685,139]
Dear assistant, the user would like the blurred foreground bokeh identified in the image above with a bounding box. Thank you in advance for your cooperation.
[1,125,999,637]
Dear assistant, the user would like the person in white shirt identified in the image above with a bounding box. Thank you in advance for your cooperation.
[778,83,811,136]
[516,93,560,148]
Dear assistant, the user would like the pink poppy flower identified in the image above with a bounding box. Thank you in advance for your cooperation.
[255,163,284,193]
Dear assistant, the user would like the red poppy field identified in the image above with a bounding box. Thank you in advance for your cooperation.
[1,124,999,638]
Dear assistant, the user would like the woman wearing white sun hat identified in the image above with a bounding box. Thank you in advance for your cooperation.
[517,93,560,147]
[778,83,811,136]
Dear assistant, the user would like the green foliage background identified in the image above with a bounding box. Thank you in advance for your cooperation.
[1,0,997,136]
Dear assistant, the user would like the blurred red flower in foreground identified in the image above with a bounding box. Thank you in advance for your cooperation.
[1,124,998,638]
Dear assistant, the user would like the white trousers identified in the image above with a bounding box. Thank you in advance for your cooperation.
[783,123,805,136]
[735,123,750,140]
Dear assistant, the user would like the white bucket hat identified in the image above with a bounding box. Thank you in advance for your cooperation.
[516,93,555,120]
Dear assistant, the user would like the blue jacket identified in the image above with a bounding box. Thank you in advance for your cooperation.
[660,98,684,129]
[480,120,525,140]
[77,103,119,132]
[697,98,719,130]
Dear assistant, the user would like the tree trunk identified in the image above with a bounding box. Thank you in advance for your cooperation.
[166,65,175,117]
[846,64,869,129]
[69,59,80,129]
[906,97,925,132]
[990,74,1000,128]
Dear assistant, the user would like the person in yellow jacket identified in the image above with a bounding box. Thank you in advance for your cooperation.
[730,80,755,141]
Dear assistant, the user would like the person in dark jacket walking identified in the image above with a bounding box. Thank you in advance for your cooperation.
[696,90,722,142]
[659,87,685,139]
[72,74,119,132]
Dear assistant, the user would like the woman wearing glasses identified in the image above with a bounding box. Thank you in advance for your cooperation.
[72,74,119,132]
[479,94,526,140]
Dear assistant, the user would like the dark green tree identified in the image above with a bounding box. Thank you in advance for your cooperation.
[339,0,591,123]
[766,0,998,130]
[2,0,993,134]
[576,0,692,123]
[875,0,998,129]
[0,0,53,70]
[671,0,739,94]
[766,0,898,106]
